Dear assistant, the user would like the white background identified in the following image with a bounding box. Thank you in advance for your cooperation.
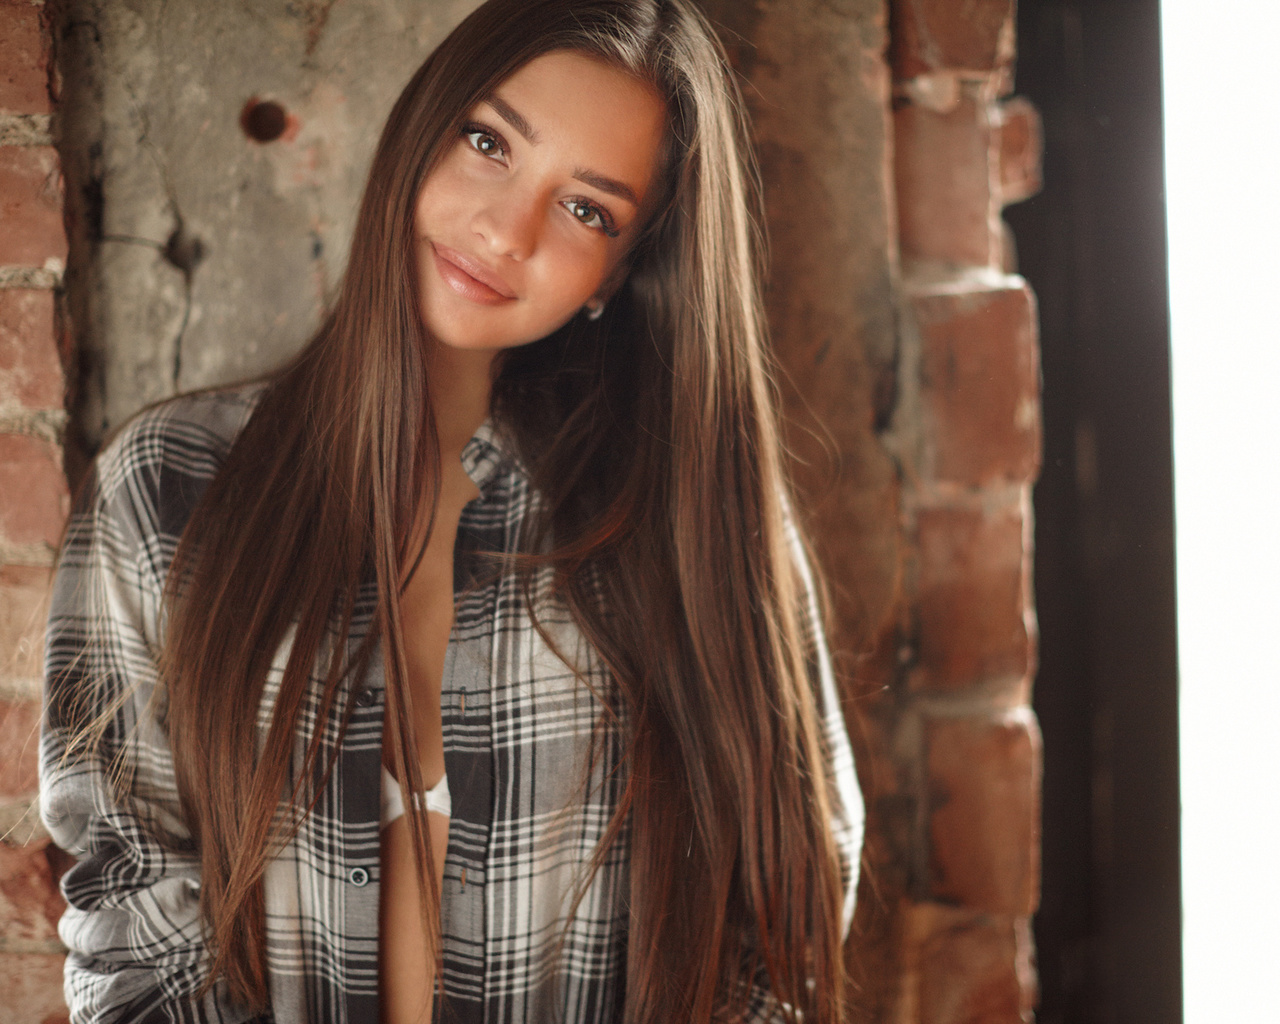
[1162,2,1280,1018]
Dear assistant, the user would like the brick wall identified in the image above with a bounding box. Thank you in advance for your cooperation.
[695,3,1045,1020]
[0,0,73,1020]
[883,0,1044,1019]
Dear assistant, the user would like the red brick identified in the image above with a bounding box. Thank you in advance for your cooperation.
[997,97,1043,207]
[0,434,68,549]
[0,564,50,690]
[890,0,1016,80]
[0,699,41,798]
[0,289,62,411]
[926,713,1041,915]
[0,952,68,1023]
[895,97,996,266]
[0,838,65,944]
[0,146,67,267]
[0,699,40,802]
[914,502,1032,690]
[906,903,1036,1024]
[914,282,1041,485]
[0,4,51,115]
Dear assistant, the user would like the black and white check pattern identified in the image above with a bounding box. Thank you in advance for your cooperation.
[40,385,863,1024]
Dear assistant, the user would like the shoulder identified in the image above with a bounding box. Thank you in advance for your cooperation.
[94,383,265,495]
[79,383,267,558]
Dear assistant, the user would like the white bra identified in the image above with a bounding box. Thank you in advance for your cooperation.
[380,765,452,828]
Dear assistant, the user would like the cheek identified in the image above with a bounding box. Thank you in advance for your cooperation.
[538,237,615,305]
[414,159,469,233]
[415,187,446,237]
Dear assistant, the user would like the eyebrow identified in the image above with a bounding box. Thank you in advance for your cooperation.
[572,168,640,208]
[487,95,539,145]
[484,95,643,209]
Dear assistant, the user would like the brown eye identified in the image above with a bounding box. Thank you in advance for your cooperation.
[463,125,504,159]
[561,199,619,238]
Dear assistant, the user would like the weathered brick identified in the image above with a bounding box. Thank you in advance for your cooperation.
[914,281,1041,485]
[0,838,65,945]
[895,96,996,267]
[0,564,49,695]
[906,902,1036,1024]
[0,288,63,411]
[0,146,67,268]
[914,501,1032,690]
[0,953,69,1024]
[0,699,41,799]
[890,0,1016,80]
[843,609,913,795]
[926,712,1041,915]
[997,97,1043,207]
[0,3,51,115]
[0,434,68,550]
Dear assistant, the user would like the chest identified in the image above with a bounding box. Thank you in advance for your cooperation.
[398,554,632,1022]
[398,469,481,695]
[265,479,632,1023]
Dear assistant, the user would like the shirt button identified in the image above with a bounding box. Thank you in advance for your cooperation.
[355,688,377,708]
[350,867,370,887]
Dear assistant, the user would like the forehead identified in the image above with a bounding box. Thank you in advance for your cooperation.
[489,51,667,195]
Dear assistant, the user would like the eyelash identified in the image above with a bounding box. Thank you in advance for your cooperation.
[462,123,507,161]
[460,121,620,239]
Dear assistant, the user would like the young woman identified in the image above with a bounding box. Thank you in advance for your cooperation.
[40,1,864,1022]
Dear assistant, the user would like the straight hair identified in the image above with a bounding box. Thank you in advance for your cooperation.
[156,1,849,1020]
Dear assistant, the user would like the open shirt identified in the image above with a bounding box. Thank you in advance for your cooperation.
[40,385,864,1024]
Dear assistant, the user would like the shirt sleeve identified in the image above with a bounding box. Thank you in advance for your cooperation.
[784,507,865,938]
[39,419,260,1024]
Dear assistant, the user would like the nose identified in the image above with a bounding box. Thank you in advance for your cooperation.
[471,184,541,262]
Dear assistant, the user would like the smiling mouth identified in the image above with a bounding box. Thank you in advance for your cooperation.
[431,243,517,305]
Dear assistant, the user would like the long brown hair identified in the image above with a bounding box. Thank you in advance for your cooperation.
[160,1,848,1019]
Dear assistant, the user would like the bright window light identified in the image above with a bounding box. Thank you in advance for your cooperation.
[1163,2,1280,1019]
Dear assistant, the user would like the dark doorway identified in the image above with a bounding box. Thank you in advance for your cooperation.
[1004,2,1181,1022]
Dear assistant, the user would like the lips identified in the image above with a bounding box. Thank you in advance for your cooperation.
[430,243,517,305]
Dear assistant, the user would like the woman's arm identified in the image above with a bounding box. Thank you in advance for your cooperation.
[40,413,261,1024]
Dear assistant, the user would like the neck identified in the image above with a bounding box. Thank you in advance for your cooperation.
[427,344,498,459]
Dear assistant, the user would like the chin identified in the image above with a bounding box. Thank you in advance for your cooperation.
[425,324,536,354]
[423,311,578,354]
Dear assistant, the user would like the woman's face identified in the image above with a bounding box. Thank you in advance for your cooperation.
[413,50,667,352]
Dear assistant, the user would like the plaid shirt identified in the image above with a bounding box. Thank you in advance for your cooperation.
[40,386,863,1024]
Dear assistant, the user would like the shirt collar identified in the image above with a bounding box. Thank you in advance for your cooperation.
[460,417,523,496]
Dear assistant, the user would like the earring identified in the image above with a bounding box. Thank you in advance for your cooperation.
[585,299,605,321]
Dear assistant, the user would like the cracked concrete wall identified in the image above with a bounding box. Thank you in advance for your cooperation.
[54,0,483,448]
